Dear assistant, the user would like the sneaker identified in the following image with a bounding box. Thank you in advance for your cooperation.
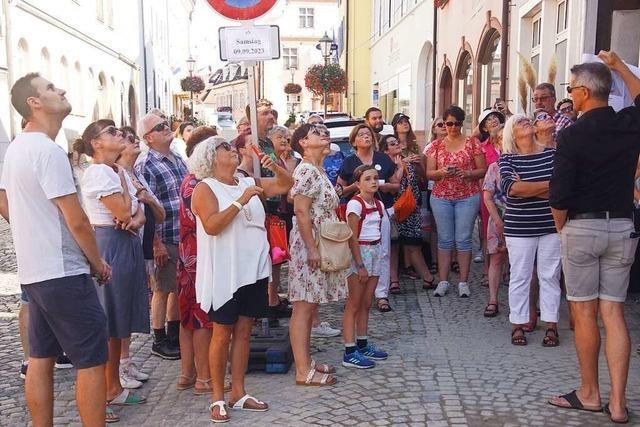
[342,350,375,369]
[119,369,143,389]
[311,322,341,338]
[121,359,149,382]
[473,251,484,263]
[458,282,471,298]
[151,339,181,360]
[358,344,388,361]
[433,281,449,297]
[20,360,27,380]
[55,354,73,369]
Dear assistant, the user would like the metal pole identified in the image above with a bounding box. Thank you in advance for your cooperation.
[323,56,329,118]
[190,90,194,121]
[246,60,261,179]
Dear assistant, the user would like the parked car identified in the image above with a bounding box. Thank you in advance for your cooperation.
[324,118,394,155]
[207,112,237,140]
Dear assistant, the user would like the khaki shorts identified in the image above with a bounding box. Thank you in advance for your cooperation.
[152,243,178,293]
[561,219,637,302]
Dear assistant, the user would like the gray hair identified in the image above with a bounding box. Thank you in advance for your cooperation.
[307,114,323,124]
[570,62,612,101]
[502,114,526,154]
[268,125,289,140]
[187,136,227,180]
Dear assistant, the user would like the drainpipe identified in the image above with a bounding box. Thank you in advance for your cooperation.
[500,0,509,101]
[431,2,438,118]
[141,0,149,112]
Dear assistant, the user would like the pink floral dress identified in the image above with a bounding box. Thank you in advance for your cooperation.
[288,162,348,304]
[425,137,482,200]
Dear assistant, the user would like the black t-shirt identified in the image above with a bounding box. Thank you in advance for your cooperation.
[338,151,397,207]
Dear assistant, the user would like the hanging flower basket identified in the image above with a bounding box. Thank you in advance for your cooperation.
[304,64,348,97]
[284,83,302,94]
[180,75,205,93]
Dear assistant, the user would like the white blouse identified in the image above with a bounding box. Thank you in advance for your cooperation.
[194,177,271,312]
[81,164,139,226]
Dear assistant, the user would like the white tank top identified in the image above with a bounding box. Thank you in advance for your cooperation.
[194,177,271,312]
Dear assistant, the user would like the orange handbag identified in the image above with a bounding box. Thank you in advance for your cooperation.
[266,214,289,265]
[393,165,417,222]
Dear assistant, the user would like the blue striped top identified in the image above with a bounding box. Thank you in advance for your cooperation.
[498,148,556,237]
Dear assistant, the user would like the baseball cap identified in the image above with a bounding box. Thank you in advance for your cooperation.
[391,113,410,127]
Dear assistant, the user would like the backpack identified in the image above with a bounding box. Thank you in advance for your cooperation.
[353,195,383,239]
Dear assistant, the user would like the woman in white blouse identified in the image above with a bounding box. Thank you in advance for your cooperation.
[189,136,292,423]
[73,120,148,418]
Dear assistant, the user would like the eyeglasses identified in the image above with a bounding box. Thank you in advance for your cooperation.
[515,117,532,126]
[534,112,551,123]
[309,124,330,137]
[445,121,463,128]
[214,141,233,151]
[386,139,399,146]
[434,122,445,128]
[559,105,573,114]
[146,121,168,135]
[566,85,586,94]
[124,134,138,144]
[532,95,553,103]
[96,126,119,138]
[356,131,372,138]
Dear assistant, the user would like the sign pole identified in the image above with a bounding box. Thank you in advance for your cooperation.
[245,59,262,179]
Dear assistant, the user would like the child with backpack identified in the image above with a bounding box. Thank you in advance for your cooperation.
[342,165,389,369]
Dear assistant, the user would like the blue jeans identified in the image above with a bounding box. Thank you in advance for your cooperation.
[430,194,480,251]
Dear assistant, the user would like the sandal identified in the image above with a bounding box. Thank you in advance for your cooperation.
[548,390,603,413]
[483,303,499,318]
[312,360,336,374]
[176,374,197,391]
[511,327,527,346]
[295,366,337,386]
[542,329,560,347]
[429,263,438,275]
[480,275,489,287]
[389,281,401,294]
[107,389,147,406]
[193,378,213,396]
[228,394,269,412]
[209,401,230,424]
[377,298,392,312]
[105,406,119,423]
[604,403,629,424]
[422,277,436,290]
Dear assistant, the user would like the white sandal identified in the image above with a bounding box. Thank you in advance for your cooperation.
[229,394,269,412]
[209,401,229,423]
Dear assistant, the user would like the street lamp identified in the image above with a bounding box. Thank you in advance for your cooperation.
[288,65,297,116]
[186,55,196,120]
[316,32,338,118]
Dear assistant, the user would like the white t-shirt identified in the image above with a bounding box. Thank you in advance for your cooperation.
[0,132,89,284]
[81,164,139,226]
[346,197,382,242]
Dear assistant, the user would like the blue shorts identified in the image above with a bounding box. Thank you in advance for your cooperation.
[22,274,108,369]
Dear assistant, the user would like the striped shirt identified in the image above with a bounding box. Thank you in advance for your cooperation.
[499,148,556,237]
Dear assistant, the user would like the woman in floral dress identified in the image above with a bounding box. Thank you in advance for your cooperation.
[288,123,347,386]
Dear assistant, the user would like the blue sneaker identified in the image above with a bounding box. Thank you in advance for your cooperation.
[342,350,375,369]
[359,344,388,361]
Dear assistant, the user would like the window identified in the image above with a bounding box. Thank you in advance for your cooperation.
[456,54,473,132]
[299,8,314,28]
[282,47,298,70]
[96,0,104,21]
[97,0,113,27]
[557,0,568,34]
[532,17,541,48]
[480,33,502,110]
[41,48,51,79]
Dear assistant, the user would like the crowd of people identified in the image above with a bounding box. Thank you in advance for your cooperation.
[1,49,640,425]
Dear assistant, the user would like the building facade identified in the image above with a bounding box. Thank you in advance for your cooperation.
[202,63,249,122]
[369,0,435,143]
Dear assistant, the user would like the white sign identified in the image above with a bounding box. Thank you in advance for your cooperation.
[219,25,280,61]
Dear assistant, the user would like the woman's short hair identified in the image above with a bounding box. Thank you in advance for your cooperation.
[120,125,137,138]
[502,114,528,155]
[443,105,465,122]
[176,121,194,139]
[291,124,312,155]
[378,134,397,153]
[353,164,378,183]
[186,126,217,158]
[349,124,373,147]
[268,125,289,140]
[72,119,115,157]
[187,136,227,180]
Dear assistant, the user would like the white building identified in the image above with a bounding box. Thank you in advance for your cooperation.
[370,0,435,143]
[1,0,142,164]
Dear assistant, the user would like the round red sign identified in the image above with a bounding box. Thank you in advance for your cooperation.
[207,0,277,21]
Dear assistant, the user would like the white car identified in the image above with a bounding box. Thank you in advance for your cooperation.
[325,118,394,155]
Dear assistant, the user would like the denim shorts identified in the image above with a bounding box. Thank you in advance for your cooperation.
[430,194,480,251]
[23,274,108,369]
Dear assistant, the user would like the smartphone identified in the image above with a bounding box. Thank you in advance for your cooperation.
[446,165,456,173]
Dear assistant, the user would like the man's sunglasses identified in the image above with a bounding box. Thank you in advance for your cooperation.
[147,121,169,135]
[566,85,586,94]
[96,126,119,138]
[445,121,463,128]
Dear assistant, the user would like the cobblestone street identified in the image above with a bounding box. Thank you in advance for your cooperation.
[2,219,640,426]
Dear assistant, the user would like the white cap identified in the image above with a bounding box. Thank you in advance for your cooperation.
[329,143,340,154]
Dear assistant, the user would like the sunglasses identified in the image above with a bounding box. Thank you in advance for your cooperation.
[214,141,233,151]
[534,112,551,123]
[566,85,586,94]
[124,134,138,144]
[515,117,532,126]
[96,126,119,138]
[559,105,573,114]
[532,95,552,103]
[445,121,463,128]
[308,124,330,137]
[386,139,399,146]
[434,122,445,128]
[147,121,168,135]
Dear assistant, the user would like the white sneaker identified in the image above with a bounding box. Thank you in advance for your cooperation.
[119,370,143,389]
[473,251,484,263]
[458,282,471,298]
[311,322,341,338]
[433,281,449,297]
[127,361,149,382]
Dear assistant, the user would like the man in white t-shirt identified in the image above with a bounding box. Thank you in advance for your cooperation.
[0,73,112,425]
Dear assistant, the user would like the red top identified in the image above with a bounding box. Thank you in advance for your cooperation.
[426,137,482,200]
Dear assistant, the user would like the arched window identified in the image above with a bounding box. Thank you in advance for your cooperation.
[75,62,84,114]
[98,72,109,119]
[438,65,453,117]
[478,30,501,112]
[456,52,473,131]
[16,39,30,78]
[60,57,70,104]
[40,48,51,79]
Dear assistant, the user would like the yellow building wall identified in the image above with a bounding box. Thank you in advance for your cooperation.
[340,0,371,117]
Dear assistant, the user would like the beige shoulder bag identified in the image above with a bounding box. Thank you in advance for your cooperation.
[316,221,353,272]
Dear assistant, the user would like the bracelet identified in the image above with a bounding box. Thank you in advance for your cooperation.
[231,201,242,211]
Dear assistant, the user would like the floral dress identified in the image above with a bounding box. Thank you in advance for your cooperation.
[482,163,507,254]
[396,162,423,245]
[425,137,482,200]
[288,162,348,304]
[177,173,212,330]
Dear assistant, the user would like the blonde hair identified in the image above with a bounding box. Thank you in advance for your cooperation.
[501,114,526,154]
[187,136,228,180]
